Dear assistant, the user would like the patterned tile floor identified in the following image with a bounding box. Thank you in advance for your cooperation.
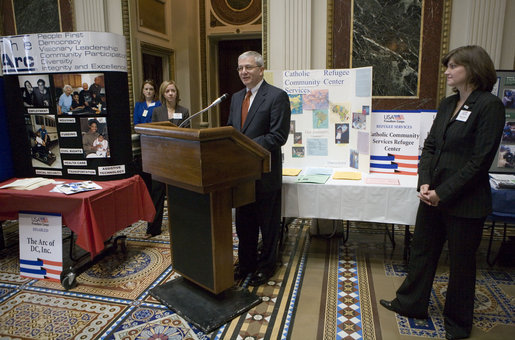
[0,218,311,339]
[319,222,515,340]
[0,219,514,339]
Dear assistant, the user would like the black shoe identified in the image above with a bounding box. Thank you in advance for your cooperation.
[248,271,271,286]
[380,299,397,312]
[234,266,250,281]
[379,299,428,319]
[445,333,455,340]
[445,331,469,339]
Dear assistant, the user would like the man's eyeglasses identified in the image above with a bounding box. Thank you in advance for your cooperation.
[237,65,260,72]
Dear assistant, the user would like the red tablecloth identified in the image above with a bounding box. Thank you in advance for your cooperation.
[0,175,155,258]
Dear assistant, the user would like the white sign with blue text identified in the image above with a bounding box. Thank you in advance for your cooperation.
[19,212,62,282]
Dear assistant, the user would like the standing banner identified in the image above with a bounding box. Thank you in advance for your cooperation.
[266,67,373,173]
[19,212,62,282]
[0,72,14,181]
[0,32,133,180]
[370,111,420,175]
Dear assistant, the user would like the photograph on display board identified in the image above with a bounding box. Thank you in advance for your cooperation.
[303,89,329,110]
[313,109,329,129]
[294,132,302,144]
[289,94,303,114]
[26,114,61,169]
[495,121,515,169]
[53,73,106,115]
[490,71,515,174]
[290,120,296,134]
[18,75,53,114]
[80,117,110,158]
[352,111,366,130]
[293,146,305,158]
[329,103,351,123]
[502,89,515,108]
[335,123,349,144]
[350,149,359,169]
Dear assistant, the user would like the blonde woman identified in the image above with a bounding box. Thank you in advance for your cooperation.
[151,80,190,127]
[145,80,190,238]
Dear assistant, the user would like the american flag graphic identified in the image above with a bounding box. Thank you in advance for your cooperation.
[370,153,419,175]
[19,258,62,282]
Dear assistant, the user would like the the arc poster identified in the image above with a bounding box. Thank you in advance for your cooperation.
[0,32,133,180]
[266,67,373,173]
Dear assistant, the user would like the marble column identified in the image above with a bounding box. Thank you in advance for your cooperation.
[268,0,312,70]
[73,0,106,32]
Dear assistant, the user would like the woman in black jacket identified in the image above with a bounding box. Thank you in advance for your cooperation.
[380,45,505,339]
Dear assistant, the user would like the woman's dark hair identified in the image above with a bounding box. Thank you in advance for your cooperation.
[442,45,497,92]
[88,118,99,127]
[139,79,158,102]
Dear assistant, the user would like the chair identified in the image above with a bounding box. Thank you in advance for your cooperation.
[485,185,515,266]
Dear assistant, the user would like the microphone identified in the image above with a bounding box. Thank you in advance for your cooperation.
[178,93,228,128]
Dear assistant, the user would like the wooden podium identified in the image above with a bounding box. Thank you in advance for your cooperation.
[135,121,270,332]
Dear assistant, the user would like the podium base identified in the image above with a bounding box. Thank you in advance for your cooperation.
[150,277,262,333]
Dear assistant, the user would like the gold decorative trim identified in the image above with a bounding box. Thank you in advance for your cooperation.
[121,0,134,132]
[438,0,452,102]
[200,0,207,109]
[263,0,268,67]
[326,0,334,69]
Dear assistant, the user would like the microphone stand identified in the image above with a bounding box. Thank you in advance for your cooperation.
[178,95,227,128]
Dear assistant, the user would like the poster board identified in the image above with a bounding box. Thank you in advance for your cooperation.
[370,111,420,175]
[0,32,133,180]
[266,67,373,172]
[0,73,14,181]
[490,70,515,173]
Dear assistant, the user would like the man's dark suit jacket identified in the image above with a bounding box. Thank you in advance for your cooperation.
[227,80,291,194]
[418,90,505,218]
[151,104,190,127]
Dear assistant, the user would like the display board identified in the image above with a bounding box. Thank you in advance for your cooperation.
[0,32,133,180]
[490,70,515,173]
[0,74,14,181]
[266,67,372,172]
[369,110,436,176]
[370,111,420,175]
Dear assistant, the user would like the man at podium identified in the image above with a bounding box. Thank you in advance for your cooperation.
[227,51,291,286]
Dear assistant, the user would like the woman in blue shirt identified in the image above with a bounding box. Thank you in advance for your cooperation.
[58,85,73,115]
[133,80,161,125]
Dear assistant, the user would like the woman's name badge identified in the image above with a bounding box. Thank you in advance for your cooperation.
[142,109,148,117]
[456,110,471,122]
[173,113,183,119]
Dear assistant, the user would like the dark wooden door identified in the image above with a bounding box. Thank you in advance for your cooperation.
[142,53,163,90]
[218,39,261,126]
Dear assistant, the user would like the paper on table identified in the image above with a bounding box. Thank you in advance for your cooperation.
[0,177,56,190]
[365,177,400,185]
[303,167,333,176]
[283,168,302,176]
[333,171,362,180]
[297,174,331,184]
[56,181,103,195]
[489,174,515,189]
